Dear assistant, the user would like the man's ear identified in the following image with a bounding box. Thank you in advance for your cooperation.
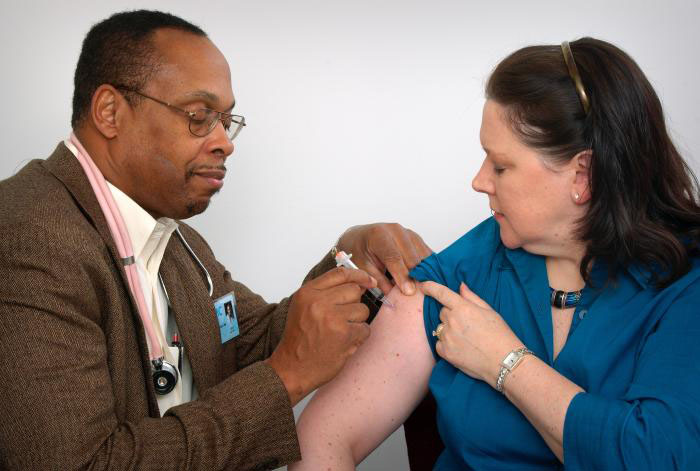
[572,150,592,204]
[89,84,124,139]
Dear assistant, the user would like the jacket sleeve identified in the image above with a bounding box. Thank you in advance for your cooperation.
[0,221,331,471]
[563,280,700,470]
[182,225,337,370]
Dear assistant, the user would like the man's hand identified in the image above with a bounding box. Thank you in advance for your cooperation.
[265,267,375,406]
[337,223,432,297]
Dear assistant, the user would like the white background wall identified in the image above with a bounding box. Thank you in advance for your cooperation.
[2,1,698,469]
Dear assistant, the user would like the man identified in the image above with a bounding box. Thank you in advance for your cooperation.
[0,10,431,470]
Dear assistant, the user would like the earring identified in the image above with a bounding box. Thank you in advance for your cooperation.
[574,193,580,200]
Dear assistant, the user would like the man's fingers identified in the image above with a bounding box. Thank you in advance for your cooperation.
[380,227,432,295]
[319,282,367,306]
[336,223,433,297]
[361,262,394,297]
[393,227,423,267]
[381,253,415,296]
[419,281,462,308]
[313,266,377,291]
[407,229,433,260]
[361,224,417,295]
[333,303,370,323]
[459,282,490,309]
[347,321,371,346]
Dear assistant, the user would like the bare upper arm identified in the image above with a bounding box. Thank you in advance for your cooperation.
[292,286,435,469]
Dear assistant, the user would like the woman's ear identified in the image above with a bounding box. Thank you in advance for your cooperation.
[572,150,592,204]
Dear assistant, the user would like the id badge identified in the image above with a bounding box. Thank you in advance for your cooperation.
[214,292,239,343]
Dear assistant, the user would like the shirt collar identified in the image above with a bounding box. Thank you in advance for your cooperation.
[64,138,178,262]
[106,182,178,262]
[625,264,654,290]
[502,245,652,292]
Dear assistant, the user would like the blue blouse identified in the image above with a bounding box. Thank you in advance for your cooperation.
[410,218,700,470]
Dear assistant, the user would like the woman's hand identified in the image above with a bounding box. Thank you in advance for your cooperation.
[421,281,523,388]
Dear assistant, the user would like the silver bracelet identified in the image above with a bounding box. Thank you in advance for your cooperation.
[495,347,533,394]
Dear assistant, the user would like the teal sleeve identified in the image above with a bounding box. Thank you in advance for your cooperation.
[409,217,503,361]
[563,281,700,470]
[410,252,447,360]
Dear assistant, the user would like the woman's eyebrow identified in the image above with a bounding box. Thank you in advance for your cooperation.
[483,146,506,159]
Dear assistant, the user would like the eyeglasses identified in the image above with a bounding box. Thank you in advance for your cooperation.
[115,86,246,141]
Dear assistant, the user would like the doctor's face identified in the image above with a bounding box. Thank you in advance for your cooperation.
[116,28,236,220]
[472,100,577,255]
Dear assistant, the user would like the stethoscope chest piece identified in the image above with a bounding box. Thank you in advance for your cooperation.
[152,358,179,395]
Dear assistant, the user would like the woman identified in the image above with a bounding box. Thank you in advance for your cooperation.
[290,38,700,470]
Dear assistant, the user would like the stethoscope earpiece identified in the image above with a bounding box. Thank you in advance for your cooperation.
[152,358,179,395]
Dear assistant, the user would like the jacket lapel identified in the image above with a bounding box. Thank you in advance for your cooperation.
[42,142,161,414]
[159,238,222,393]
[44,142,225,403]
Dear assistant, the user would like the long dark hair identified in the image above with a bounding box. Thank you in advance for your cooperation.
[486,37,700,288]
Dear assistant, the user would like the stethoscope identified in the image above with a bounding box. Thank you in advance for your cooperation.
[151,229,213,395]
[69,133,213,395]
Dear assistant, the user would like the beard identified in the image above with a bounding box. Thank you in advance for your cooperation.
[184,198,211,218]
[180,165,224,218]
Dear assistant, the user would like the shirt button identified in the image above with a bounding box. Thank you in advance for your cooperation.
[579,309,588,320]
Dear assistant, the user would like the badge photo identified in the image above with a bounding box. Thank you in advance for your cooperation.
[214,292,239,343]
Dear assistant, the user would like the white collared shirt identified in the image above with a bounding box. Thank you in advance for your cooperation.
[65,139,196,415]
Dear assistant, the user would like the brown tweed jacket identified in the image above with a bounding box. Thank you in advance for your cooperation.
[0,143,335,471]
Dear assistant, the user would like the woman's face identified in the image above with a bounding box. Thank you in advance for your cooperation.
[472,100,581,255]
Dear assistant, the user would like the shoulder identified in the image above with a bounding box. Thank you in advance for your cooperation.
[0,201,112,327]
[1,158,72,227]
[173,222,246,300]
[617,256,700,338]
[1,159,105,259]
[174,222,224,275]
[657,256,700,314]
[410,217,504,290]
[176,222,214,255]
[0,152,118,297]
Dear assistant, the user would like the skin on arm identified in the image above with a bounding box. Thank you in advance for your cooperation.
[501,355,583,461]
[290,287,435,470]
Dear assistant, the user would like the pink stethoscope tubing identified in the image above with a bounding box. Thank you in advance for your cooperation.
[69,133,164,361]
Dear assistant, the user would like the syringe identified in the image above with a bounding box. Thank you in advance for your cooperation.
[334,250,395,310]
